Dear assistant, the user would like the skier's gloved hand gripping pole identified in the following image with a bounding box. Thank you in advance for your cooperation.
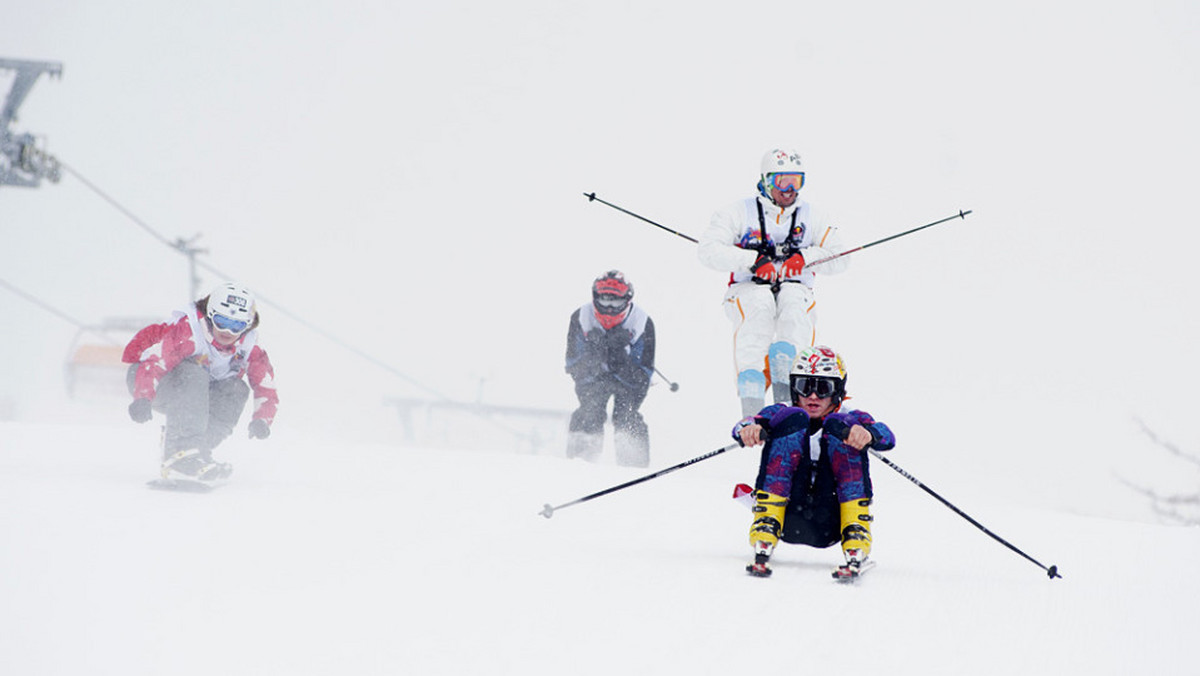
[540,442,740,518]
[868,449,1062,579]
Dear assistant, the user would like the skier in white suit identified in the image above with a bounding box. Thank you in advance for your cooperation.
[698,149,850,417]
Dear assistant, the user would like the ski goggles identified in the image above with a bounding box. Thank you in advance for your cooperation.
[768,172,805,192]
[211,313,249,334]
[792,376,838,399]
[594,294,630,314]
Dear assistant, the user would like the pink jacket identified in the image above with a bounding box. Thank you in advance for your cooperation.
[123,310,279,424]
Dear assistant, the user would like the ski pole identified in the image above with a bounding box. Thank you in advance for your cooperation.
[868,449,1061,579]
[540,442,740,518]
[584,191,969,266]
[583,192,699,243]
[654,367,679,392]
[806,210,971,267]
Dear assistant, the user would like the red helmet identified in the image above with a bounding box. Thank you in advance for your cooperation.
[591,270,633,328]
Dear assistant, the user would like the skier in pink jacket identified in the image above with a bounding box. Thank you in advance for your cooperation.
[123,282,277,485]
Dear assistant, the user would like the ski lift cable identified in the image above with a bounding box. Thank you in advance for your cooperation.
[0,275,111,339]
[58,162,175,249]
[193,256,452,402]
[56,161,532,441]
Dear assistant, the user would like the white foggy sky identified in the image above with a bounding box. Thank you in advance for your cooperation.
[2,1,1199,507]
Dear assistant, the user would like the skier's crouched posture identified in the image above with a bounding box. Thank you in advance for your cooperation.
[564,271,656,467]
[123,282,278,485]
[734,345,895,578]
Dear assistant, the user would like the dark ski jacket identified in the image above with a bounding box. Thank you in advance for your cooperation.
[564,303,655,393]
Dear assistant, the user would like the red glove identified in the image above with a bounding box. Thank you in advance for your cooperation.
[751,254,779,283]
[780,252,806,277]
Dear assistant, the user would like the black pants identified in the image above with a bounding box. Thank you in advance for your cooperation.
[754,444,874,549]
[569,376,648,439]
[128,361,249,454]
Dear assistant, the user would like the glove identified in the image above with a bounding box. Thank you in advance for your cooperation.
[128,398,153,423]
[248,418,271,440]
[605,328,631,363]
[823,417,876,449]
[780,252,806,277]
[604,327,631,346]
[823,417,851,441]
[570,331,606,378]
[751,254,779,283]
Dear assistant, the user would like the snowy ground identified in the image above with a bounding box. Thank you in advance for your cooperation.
[3,410,1197,676]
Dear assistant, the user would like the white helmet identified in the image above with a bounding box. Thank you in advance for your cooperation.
[206,282,256,333]
[758,148,805,202]
[761,148,804,176]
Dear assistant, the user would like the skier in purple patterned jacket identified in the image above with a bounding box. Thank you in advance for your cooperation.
[734,345,895,578]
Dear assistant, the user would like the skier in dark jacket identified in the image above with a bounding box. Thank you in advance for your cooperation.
[564,270,656,467]
[734,345,895,579]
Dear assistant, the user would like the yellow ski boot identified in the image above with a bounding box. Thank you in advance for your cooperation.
[746,491,787,577]
[834,498,874,580]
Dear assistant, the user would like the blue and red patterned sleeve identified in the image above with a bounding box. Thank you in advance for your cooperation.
[731,403,788,441]
[825,409,895,451]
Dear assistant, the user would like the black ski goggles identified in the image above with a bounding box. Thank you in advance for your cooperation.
[792,376,839,399]
[594,294,630,315]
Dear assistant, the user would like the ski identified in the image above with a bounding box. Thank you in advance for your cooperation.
[146,478,217,493]
[745,564,772,577]
[832,559,875,582]
[745,553,773,577]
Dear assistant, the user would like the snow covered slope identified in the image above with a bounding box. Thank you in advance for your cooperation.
[2,418,1196,676]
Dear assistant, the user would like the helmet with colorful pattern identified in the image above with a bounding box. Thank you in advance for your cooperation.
[790,345,848,405]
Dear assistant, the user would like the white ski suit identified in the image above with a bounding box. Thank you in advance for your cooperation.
[698,195,849,413]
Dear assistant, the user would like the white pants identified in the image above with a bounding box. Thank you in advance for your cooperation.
[722,282,816,395]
